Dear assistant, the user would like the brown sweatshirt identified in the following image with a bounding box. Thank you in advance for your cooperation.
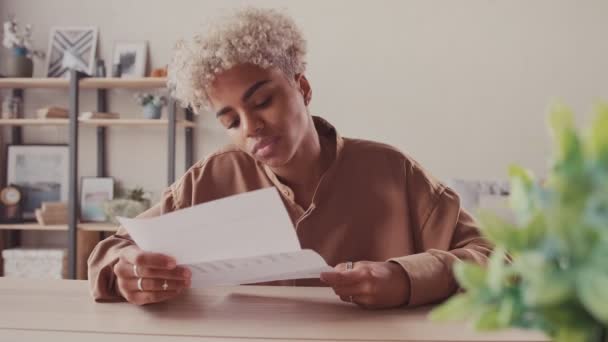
[88,116,492,306]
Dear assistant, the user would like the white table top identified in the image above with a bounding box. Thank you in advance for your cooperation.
[0,278,548,341]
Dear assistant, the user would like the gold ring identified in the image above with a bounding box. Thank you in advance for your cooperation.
[346,261,354,271]
[162,280,169,291]
[133,264,140,277]
[137,278,144,292]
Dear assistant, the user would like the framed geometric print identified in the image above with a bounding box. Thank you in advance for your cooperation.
[46,26,98,77]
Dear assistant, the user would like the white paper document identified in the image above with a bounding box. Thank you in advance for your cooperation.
[118,188,332,287]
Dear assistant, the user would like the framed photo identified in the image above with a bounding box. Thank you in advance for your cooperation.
[46,26,99,77]
[5,145,69,221]
[113,41,147,78]
[80,177,114,222]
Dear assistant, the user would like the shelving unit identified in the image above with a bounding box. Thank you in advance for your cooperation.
[0,73,196,279]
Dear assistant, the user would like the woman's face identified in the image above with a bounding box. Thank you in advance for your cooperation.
[208,64,312,167]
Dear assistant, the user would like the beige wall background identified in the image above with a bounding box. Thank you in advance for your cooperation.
[1,0,607,202]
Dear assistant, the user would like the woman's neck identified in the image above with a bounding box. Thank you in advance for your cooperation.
[271,117,331,192]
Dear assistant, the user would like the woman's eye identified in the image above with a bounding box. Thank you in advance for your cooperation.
[227,118,240,129]
[254,96,272,109]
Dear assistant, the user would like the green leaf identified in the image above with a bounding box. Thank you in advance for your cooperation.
[453,261,487,291]
[586,103,608,169]
[577,268,608,324]
[509,165,537,225]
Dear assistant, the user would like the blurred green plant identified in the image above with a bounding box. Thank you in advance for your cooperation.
[431,103,608,342]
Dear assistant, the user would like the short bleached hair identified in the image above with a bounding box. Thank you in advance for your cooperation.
[167,7,308,113]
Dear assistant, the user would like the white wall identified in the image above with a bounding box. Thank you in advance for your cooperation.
[1,0,607,201]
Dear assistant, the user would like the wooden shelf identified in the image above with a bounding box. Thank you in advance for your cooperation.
[0,77,167,89]
[0,223,68,231]
[78,223,119,232]
[0,222,118,232]
[0,118,195,127]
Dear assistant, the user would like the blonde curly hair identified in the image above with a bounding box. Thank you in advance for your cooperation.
[167,7,308,113]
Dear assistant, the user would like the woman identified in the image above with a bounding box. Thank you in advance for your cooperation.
[88,7,491,309]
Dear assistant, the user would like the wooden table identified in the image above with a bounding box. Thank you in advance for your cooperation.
[0,278,547,341]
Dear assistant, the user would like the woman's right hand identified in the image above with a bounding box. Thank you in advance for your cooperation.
[113,245,192,305]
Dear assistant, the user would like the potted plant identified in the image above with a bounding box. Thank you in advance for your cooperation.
[432,104,608,342]
[103,186,151,224]
[2,16,45,77]
[135,93,168,119]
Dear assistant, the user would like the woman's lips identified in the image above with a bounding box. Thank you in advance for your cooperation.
[251,136,280,158]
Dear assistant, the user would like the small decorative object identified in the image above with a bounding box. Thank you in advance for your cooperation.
[135,93,167,119]
[103,186,151,225]
[111,63,122,77]
[79,111,120,120]
[95,59,106,77]
[1,96,21,119]
[80,177,114,222]
[0,184,23,223]
[2,16,45,77]
[36,106,68,119]
[6,145,69,220]
[432,104,608,342]
[112,41,147,78]
[35,201,67,225]
[150,66,167,77]
[46,26,98,77]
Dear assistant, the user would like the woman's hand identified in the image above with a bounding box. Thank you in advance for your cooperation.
[320,261,410,309]
[113,245,192,305]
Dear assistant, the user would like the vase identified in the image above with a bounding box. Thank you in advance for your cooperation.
[143,103,162,119]
[4,48,34,77]
[103,199,149,225]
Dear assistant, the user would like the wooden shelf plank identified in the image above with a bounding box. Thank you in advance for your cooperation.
[80,118,196,127]
[78,223,119,232]
[0,77,167,89]
[0,78,68,89]
[0,223,67,231]
[80,77,167,89]
[0,118,195,127]
[0,118,68,126]
[0,222,118,232]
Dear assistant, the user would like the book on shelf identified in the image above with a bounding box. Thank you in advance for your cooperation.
[79,111,120,119]
[36,106,69,119]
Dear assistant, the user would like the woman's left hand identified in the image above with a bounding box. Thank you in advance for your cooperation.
[320,261,410,309]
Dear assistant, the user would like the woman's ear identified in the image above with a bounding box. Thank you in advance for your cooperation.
[295,73,312,106]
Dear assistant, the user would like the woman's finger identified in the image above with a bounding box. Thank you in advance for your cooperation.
[118,277,190,292]
[125,290,181,306]
[332,280,376,297]
[114,261,191,280]
[119,245,177,270]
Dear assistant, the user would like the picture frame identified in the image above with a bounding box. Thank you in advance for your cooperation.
[80,177,114,222]
[5,145,69,221]
[112,41,147,78]
[46,26,99,78]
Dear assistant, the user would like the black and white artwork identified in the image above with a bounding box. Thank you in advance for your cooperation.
[46,26,98,77]
[113,41,147,78]
[6,145,69,220]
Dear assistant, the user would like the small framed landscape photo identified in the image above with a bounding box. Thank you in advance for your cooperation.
[80,177,114,222]
[6,144,69,221]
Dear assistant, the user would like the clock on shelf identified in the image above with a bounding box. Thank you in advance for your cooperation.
[0,184,23,223]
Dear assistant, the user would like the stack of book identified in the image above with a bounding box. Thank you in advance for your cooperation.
[36,107,68,119]
[35,202,68,225]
